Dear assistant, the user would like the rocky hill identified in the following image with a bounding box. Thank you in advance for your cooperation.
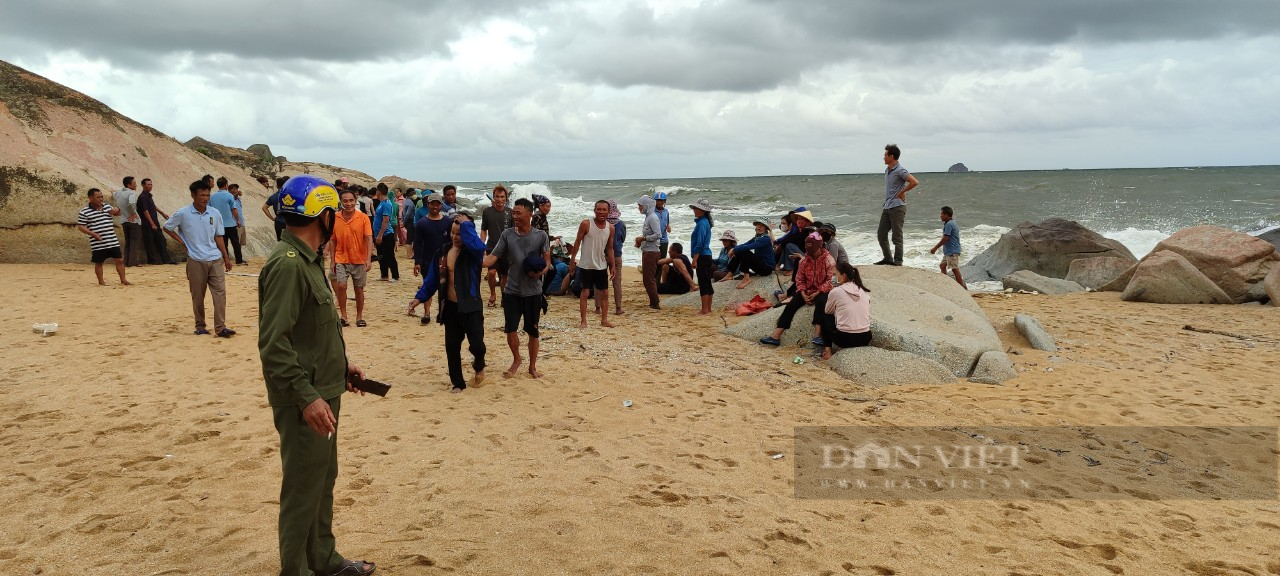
[182,137,377,189]
[0,59,371,263]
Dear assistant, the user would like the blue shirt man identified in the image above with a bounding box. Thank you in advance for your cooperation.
[165,202,226,262]
[930,205,966,289]
[943,220,961,255]
[209,187,237,228]
[374,198,397,237]
[876,144,919,266]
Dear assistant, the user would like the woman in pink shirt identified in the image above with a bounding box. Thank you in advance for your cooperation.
[821,261,872,360]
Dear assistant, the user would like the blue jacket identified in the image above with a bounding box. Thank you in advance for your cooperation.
[736,233,777,269]
[690,216,712,257]
[414,220,486,314]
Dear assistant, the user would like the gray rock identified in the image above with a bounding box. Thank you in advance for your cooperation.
[968,351,1018,385]
[1258,228,1280,252]
[722,266,1002,380]
[663,274,786,311]
[1065,256,1134,290]
[948,163,970,173]
[960,218,1137,282]
[1121,250,1233,305]
[827,347,956,387]
[1014,314,1058,352]
[1001,270,1086,295]
[1261,264,1280,306]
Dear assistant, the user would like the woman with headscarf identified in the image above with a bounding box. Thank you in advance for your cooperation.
[759,231,834,346]
[688,198,715,315]
[606,200,626,315]
[531,194,551,235]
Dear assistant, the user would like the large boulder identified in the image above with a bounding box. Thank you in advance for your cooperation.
[1258,228,1280,252]
[1140,226,1279,303]
[722,266,1002,381]
[1065,256,1134,290]
[960,218,1137,283]
[1120,250,1233,305]
[664,274,785,311]
[827,347,955,387]
[968,350,1018,385]
[1263,265,1280,307]
[1001,270,1086,295]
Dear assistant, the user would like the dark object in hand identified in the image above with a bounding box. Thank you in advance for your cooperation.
[348,373,392,397]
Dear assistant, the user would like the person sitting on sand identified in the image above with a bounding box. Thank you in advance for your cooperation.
[408,214,487,393]
[483,198,551,379]
[760,232,834,347]
[657,242,696,295]
[723,220,775,289]
[820,262,873,360]
[712,230,737,281]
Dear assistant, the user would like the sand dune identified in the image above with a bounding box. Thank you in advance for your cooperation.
[2,262,1278,575]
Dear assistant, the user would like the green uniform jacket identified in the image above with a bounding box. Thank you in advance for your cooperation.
[259,230,348,407]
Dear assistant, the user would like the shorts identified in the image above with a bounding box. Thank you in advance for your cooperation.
[502,293,543,338]
[485,250,508,275]
[579,267,608,291]
[334,263,368,288]
[91,246,122,263]
[941,253,961,270]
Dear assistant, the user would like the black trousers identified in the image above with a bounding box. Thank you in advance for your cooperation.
[442,300,486,389]
[143,225,172,264]
[776,292,828,330]
[224,226,244,264]
[727,250,773,277]
[820,312,873,349]
[274,221,286,242]
[376,236,399,280]
[695,253,714,296]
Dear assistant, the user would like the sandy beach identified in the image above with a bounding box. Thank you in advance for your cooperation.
[3,262,1279,575]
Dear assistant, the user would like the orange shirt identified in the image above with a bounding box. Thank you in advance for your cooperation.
[332,210,372,264]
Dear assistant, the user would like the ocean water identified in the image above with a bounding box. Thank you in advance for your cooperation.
[449,166,1280,289]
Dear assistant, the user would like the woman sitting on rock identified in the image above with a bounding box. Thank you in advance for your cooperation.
[759,232,834,346]
[820,261,872,360]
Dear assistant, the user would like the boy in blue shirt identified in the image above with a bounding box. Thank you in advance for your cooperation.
[929,205,966,289]
[373,184,400,281]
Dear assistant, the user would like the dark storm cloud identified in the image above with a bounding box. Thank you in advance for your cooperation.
[0,0,540,68]
[536,0,1280,91]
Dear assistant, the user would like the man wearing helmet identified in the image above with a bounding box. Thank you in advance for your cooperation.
[258,175,376,576]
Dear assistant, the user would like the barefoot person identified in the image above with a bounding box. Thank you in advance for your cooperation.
[484,198,551,379]
[76,188,131,286]
[164,180,235,337]
[635,195,663,309]
[327,190,373,327]
[820,262,873,360]
[408,214,487,393]
[257,175,375,576]
[759,232,834,347]
[930,206,967,289]
[568,200,617,329]
[875,143,919,266]
[688,198,715,315]
[606,200,626,316]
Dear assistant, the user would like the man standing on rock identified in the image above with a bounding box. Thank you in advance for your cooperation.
[114,176,145,267]
[875,143,918,267]
[137,178,175,265]
[165,179,235,338]
[76,188,131,286]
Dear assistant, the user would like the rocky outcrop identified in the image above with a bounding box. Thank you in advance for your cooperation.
[968,350,1018,385]
[960,218,1137,283]
[1120,251,1233,305]
[1065,256,1133,290]
[1264,266,1280,307]
[1001,270,1086,295]
[1258,228,1280,251]
[723,266,1002,383]
[1014,314,1057,352]
[1101,226,1278,303]
[948,163,969,173]
[827,347,955,387]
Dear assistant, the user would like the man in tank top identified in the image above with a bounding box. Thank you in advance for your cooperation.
[568,199,617,329]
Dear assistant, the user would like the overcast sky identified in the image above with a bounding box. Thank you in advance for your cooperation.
[4,0,1279,181]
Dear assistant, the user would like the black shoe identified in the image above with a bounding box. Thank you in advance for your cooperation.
[421,315,431,325]
[872,259,893,265]
[891,261,903,266]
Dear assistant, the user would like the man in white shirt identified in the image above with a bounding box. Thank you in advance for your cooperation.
[113,176,145,267]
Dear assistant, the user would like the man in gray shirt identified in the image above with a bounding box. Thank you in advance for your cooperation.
[875,144,919,266]
[114,176,145,267]
[484,198,550,380]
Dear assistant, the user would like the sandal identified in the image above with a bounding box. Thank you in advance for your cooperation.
[324,559,376,576]
[759,336,781,346]
[356,319,367,327]
[341,318,350,327]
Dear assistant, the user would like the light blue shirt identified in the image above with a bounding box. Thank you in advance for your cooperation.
[943,220,961,255]
[233,196,245,226]
[165,204,225,262]
[655,207,670,243]
[884,163,911,210]
[209,189,237,227]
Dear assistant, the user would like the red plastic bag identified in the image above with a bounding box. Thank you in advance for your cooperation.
[735,295,773,316]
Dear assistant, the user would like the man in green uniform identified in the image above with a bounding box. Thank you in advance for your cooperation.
[259,175,376,576]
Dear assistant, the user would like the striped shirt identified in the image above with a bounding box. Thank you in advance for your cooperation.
[78,204,121,250]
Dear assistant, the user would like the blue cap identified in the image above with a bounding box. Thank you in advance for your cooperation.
[653,192,667,201]
[522,255,546,274]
